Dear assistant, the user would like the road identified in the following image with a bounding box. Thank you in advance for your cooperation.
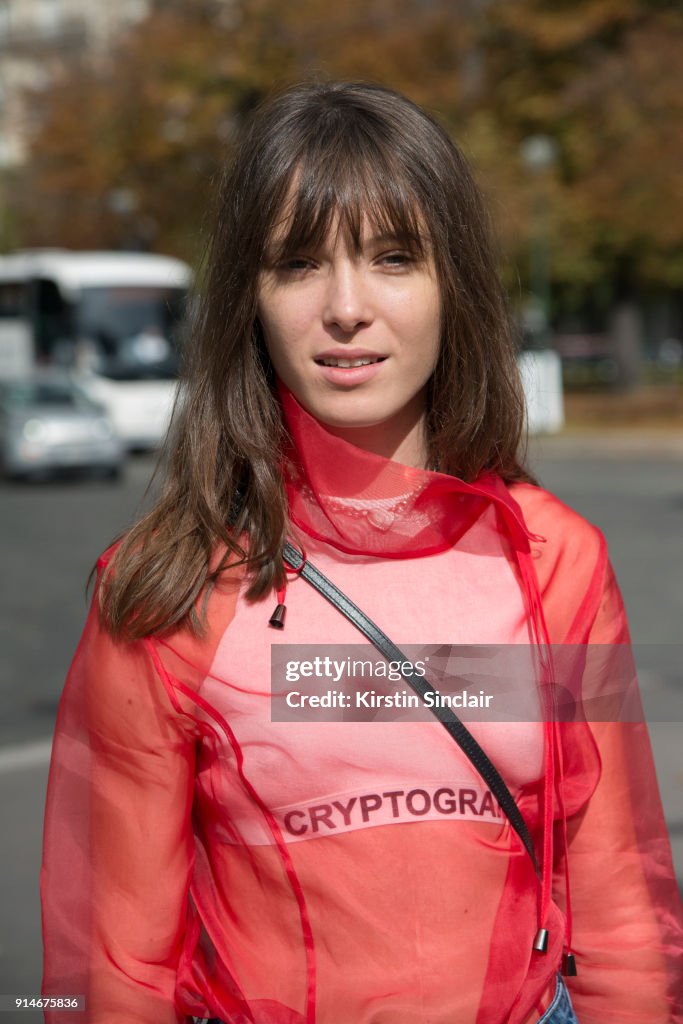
[1,445,681,1013]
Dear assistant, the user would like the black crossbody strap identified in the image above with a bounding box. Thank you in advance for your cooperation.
[283,541,539,875]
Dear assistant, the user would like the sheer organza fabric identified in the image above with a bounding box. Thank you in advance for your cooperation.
[41,390,683,1023]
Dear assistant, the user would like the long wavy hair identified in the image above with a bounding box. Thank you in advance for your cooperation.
[99,80,534,640]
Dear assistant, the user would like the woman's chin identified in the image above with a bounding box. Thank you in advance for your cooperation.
[290,393,390,432]
[308,409,393,434]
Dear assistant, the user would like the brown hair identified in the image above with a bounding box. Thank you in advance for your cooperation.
[99,80,534,640]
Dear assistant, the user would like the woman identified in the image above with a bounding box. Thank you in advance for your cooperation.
[41,81,682,1024]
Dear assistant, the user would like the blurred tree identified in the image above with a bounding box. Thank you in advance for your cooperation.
[13,0,472,256]
[10,0,683,312]
[471,0,683,293]
[15,0,485,258]
[467,0,683,381]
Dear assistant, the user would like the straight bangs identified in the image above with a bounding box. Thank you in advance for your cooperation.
[265,135,430,265]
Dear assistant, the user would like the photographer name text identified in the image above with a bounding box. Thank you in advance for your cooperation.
[284,688,494,709]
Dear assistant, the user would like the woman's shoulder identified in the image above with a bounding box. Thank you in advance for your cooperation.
[508,480,606,559]
[509,479,635,644]
[88,539,249,720]
[94,537,248,647]
[508,481,610,641]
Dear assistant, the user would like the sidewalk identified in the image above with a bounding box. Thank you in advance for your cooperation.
[530,428,683,459]
[530,386,683,458]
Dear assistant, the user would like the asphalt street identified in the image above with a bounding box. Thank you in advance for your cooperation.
[1,443,681,1015]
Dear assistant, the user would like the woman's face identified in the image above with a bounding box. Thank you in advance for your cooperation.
[257,214,441,463]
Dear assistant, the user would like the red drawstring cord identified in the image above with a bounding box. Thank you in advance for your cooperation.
[554,719,576,974]
[269,542,307,629]
[511,521,575,971]
[517,548,555,952]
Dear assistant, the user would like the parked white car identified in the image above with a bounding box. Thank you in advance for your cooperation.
[0,372,125,480]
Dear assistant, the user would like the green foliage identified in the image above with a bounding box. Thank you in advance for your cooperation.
[11,0,683,297]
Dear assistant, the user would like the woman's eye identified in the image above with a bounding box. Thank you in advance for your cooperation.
[379,251,414,268]
[278,257,315,274]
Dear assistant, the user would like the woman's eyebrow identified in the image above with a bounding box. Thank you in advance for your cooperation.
[363,231,426,248]
[365,232,406,244]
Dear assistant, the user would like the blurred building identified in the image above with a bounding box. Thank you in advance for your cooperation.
[0,0,151,166]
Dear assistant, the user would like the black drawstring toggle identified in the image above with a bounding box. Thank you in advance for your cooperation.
[561,951,577,976]
[269,603,286,629]
[532,928,549,953]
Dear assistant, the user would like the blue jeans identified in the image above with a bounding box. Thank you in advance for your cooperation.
[192,980,581,1024]
[536,974,579,1023]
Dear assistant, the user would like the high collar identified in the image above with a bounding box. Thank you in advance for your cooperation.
[277,380,540,559]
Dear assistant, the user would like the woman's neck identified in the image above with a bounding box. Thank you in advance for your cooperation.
[317,401,429,470]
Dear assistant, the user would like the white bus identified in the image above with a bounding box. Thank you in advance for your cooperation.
[0,249,193,448]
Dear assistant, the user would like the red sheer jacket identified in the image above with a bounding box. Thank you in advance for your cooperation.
[41,390,683,1023]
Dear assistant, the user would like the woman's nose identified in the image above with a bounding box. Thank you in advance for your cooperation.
[322,262,373,333]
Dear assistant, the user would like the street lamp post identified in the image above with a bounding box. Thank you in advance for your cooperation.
[519,134,557,349]
[517,134,564,434]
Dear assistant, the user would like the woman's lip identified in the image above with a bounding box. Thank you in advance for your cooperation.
[314,358,387,385]
[315,350,386,361]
